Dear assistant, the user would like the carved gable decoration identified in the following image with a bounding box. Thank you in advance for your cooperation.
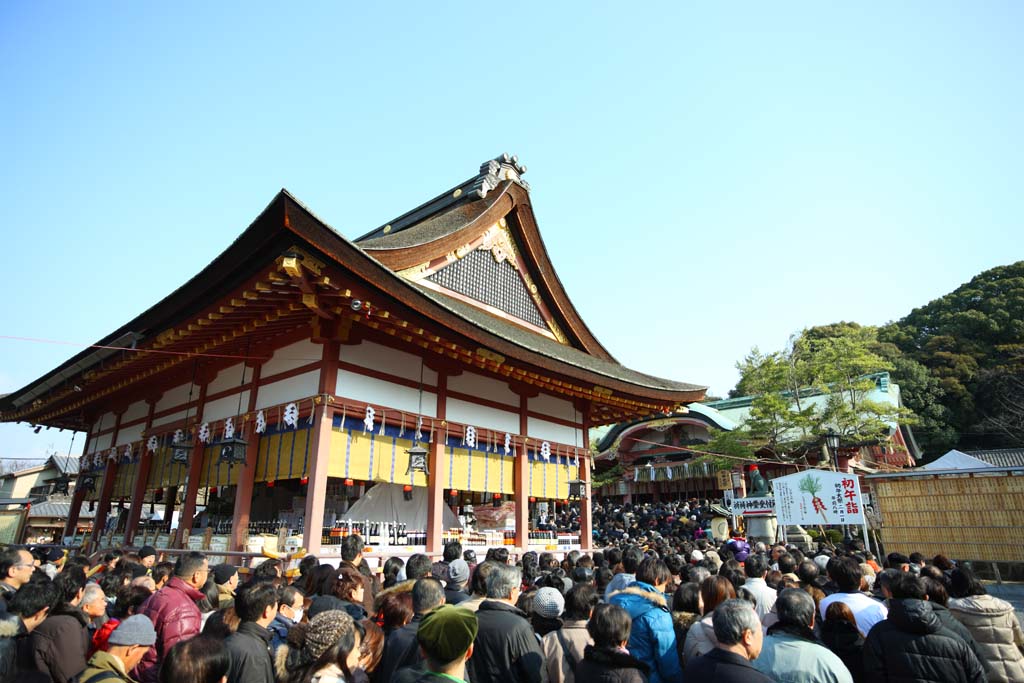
[427,249,547,329]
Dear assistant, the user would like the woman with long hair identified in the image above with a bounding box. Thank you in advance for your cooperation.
[374,591,413,637]
[160,635,231,683]
[821,601,864,683]
[682,575,736,663]
[671,582,702,667]
[380,558,404,590]
[275,610,365,683]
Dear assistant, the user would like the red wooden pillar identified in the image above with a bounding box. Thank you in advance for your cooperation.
[174,381,209,548]
[302,340,340,555]
[514,392,530,550]
[62,434,91,542]
[230,363,262,554]
[580,402,593,551]
[425,373,447,555]
[90,412,123,550]
[124,400,157,546]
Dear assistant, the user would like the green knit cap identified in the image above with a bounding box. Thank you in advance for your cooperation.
[416,605,479,662]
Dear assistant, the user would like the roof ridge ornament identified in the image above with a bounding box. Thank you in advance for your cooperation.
[472,153,529,198]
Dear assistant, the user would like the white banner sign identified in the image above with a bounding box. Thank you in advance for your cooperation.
[729,496,775,516]
[771,470,865,526]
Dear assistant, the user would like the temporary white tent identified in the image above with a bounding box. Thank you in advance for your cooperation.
[918,450,993,471]
[338,483,462,529]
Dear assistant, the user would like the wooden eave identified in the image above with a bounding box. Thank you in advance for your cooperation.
[1,189,705,430]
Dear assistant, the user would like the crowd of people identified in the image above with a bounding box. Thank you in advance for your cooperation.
[0,512,1021,683]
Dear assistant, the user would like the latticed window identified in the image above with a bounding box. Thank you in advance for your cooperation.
[427,249,546,328]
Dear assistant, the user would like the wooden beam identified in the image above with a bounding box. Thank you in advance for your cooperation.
[425,373,447,555]
[124,400,157,545]
[230,363,262,555]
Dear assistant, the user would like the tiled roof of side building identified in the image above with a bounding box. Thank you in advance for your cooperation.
[964,449,1024,468]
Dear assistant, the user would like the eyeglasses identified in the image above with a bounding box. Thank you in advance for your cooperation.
[12,563,34,570]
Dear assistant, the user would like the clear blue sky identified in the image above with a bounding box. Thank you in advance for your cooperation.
[2,2,1021,462]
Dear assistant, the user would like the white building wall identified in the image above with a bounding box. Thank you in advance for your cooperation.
[151,409,188,429]
[256,370,320,409]
[261,340,321,378]
[121,401,149,424]
[115,422,146,446]
[91,432,113,453]
[202,391,252,422]
[446,398,519,435]
[336,370,436,417]
[448,370,518,408]
[527,417,582,446]
[207,363,254,395]
[529,393,577,423]
[156,383,192,413]
[341,341,439,385]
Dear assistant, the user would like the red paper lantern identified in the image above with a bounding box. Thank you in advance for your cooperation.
[449,489,458,497]
[300,476,309,485]
[344,478,354,487]
[529,496,536,503]
[267,480,275,488]
[403,485,413,493]
[209,487,217,495]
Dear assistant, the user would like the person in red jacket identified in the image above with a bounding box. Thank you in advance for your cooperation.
[134,551,209,683]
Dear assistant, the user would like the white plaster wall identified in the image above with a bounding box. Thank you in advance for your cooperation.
[122,401,149,424]
[91,432,113,452]
[342,341,439,385]
[447,398,519,434]
[92,412,115,433]
[208,363,254,395]
[151,409,188,429]
[202,391,251,422]
[448,371,518,408]
[256,370,319,409]
[336,370,436,417]
[115,422,146,446]
[527,417,581,447]
[529,393,577,422]
[156,383,192,413]
[261,340,322,379]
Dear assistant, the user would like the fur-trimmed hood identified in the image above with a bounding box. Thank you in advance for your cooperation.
[672,610,700,631]
[608,583,668,608]
[0,615,23,639]
[372,579,413,614]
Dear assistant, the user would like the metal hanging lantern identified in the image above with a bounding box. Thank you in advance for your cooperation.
[171,438,193,465]
[568,479,587,500]
[79,475,96,495]
[405,443,430,475]
[217,436,248,465]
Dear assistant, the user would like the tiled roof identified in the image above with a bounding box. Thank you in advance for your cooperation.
[964,449,1024,468]
[28,501,95,519]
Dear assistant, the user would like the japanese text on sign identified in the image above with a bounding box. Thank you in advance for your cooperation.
[770,470,866,526]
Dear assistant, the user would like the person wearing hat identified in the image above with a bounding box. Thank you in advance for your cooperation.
[377,578,446,683]
[444,560,470,605]
[79,614,157,683]
[274,610,363,683]
[214,563,239,610]
[138,547,157,571]
[395,605,478,683]
[40,548,65,580]
[531,587,565,637]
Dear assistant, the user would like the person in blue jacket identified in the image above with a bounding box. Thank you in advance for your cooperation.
[609,557,682,683]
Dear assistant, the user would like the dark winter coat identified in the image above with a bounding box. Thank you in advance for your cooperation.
[135,577,204,683]
[863,599,986,683]
[820,618,865,683]
[268,614,296,655]
[225,622,275,683]
[0,614,25,683]
[575,645,650,683]
[444,586,470,605]
[465,600,545,683]
[672,611,700,669]
[684,647,774,683]
[609,582,681,683]
[376,613,424,683]
[28,603,91,683]
[929,603,980,660]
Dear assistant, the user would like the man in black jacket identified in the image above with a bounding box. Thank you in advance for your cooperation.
[379,578,445,682]
[864,573,985,683]
[0,580,58,682]
[225,581,279,683]
[466,564,545,683]
[685,599,773,683]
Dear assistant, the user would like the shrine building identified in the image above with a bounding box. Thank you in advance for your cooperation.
[0,154,706,560]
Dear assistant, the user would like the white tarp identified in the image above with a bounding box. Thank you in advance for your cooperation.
[918,450,992,471]
[338,483,462,530]
[771,470,865,527]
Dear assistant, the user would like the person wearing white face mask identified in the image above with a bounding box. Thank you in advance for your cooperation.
[270,585,305,655]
